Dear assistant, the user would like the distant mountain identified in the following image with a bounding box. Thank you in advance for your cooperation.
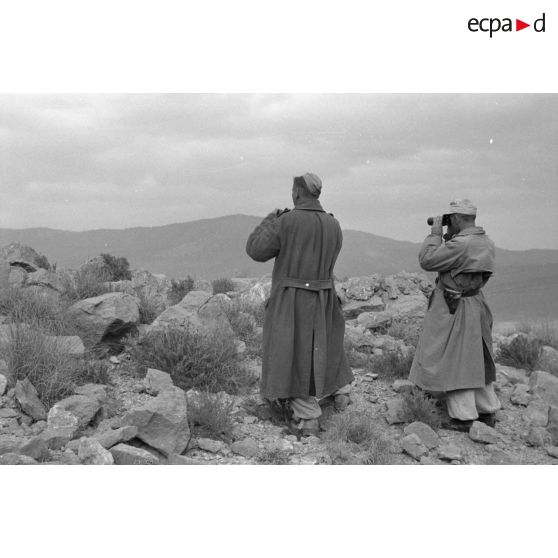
[2,214,558,322]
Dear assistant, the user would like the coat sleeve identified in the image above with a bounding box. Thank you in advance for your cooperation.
[418,234,465,273]
[246,212,281,262]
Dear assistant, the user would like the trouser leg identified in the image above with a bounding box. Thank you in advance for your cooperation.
[474,382,501,414]
[332,384,351,396]
[446,389,478,421]
[290,396,322,420]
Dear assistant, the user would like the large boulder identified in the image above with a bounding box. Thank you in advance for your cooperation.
[0,243,49,273]
[65,292,140,348]
[241,276,272,305]
[78,437,114,465]
[26,268,64,292]
[110,443,159,465]
[8,267,27,287]
[41,407,80,449]
[342,296,385,318]
[150,291,233,336]
[384,294,428,321]
[340,275,383,301]
[122,386,190,456]
[50,395,102,429]
[0,258,11,287]
[529,370,558,407]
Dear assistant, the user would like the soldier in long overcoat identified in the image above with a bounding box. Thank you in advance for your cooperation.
[409,199,501,431]
[246,173,353,435]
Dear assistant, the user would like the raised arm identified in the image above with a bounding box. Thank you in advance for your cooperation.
[246,212,281,262]
[418,234,465,272]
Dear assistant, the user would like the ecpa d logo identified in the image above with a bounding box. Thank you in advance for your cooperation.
[468,13,546,37]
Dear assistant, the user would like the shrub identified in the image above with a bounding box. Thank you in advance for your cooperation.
[168,276,195,305]
[517,319,558,350]
[127,325,254,394]
[401,388,441,429]
[188,391,235,441]
[34,254,51,270]
[100,253,132,281]
[212,277,235,295]
[60,268,112,302]
[385,319,421,347]
[369,349,415,379]
[2,324,111,407]
[136,292,160,324]
[497,336,542,371]
[322,408,392,465]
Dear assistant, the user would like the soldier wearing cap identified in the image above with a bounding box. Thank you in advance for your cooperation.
[246,173,354,436]
[409,199,501,431]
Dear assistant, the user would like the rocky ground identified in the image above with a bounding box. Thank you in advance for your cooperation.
[2,355,557,465]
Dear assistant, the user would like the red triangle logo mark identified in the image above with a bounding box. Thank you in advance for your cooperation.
[516,19,530,31]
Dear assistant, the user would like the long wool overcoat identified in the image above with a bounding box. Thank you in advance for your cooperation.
[246,198,354,400]
[409,226,497,392]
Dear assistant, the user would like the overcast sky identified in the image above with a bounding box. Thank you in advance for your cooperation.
[0,93,556,250]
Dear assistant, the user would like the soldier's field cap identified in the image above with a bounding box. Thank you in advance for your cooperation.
[447,198,477,216]
[302,173,322,196]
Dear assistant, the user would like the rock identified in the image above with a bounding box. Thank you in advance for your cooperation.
[539,346,558,375]
[385,294,427,321]
[8,267,27,287]
[523,399,549,427]
[59,448,81,465]
[242,277,272,305]
[342,297,385,318]
[18,436,50,461]
[26,268,64,292]
[525,426,552,448]
[0,452,38,465]
[73,384,108,403]
[547,406,558,444]
[510,384,531,406]
[230,438,260,458]
[529,370,558,406]
[392,379,415,394]
[357,311,392,330]
[0,373,7,396]
[166,454,202,465]
[403,421,439,450]
[341,276,382,301]
[485,447,516,465]
[546,446,558,459]
[30,420,47,436]
[0,408,20,419]
[93,425,138,449]
[42,407,81,449]
[496,365,529,385]
[385,398,406,425]
[0,258,10,287]
[197,438,227,454]
[14,378,47,421]
[51,395,102,429]
[437,443,463,461]
[0,435,21,455]
[122,386,190,456]
[400,433,428,460]
[234,340,247,355]
[65,292,140,348]
[0,242,47,272]
[109,356,120,364]
[77,437,114,465]
[110,443,159,465]
[143,368,174,395]
[469,421,501,444]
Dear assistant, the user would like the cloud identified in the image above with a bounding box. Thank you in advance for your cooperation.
[0,93,556,249]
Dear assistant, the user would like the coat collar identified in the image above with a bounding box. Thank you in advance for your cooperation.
[456,226,486,237]
[293,198,325,212]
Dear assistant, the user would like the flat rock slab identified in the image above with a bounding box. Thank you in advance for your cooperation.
[51,395,101,429]
[94,426,138,449]
[230,438,260,458]
[437,443,463,461]
[143,368,174,395]
[15,378,47,421]
[403,421,439,449]
[400,433,428,460]
[0,452,38,465]
[111,443,159,465]
[469,421,502,444]
[0,408,20,419]
[197,438,228,454]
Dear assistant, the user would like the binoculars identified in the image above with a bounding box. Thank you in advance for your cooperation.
[427,215,451,227]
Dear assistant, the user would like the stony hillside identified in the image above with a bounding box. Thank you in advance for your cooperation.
[1,242,558,465]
